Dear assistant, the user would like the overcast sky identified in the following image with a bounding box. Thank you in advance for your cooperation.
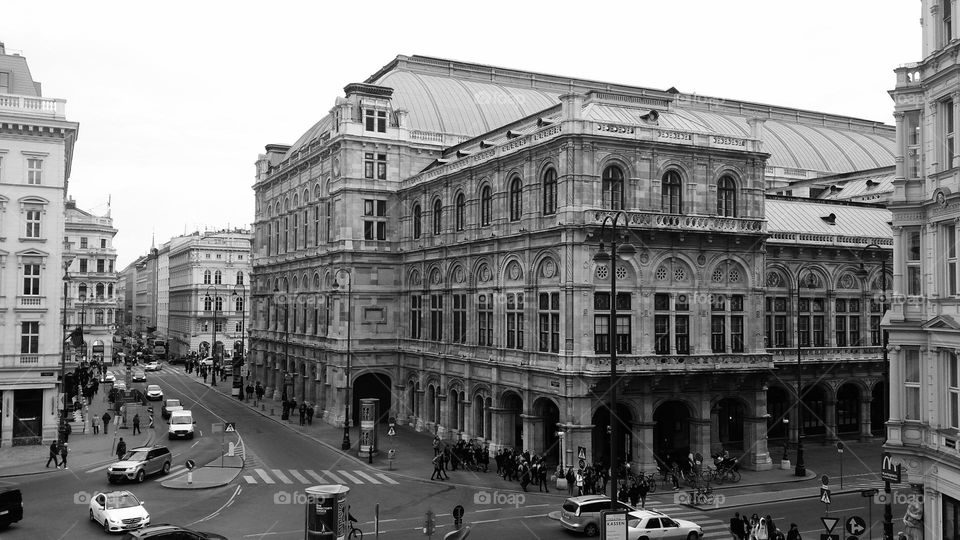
[3,1,919,267]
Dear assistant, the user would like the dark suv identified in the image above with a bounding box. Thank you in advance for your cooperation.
[0,488,22,529]
[120,524,228,539]
[107,445,172,483]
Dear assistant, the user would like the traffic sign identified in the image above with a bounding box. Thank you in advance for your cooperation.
[821,517,838,533]
[185,459,196,470]
[388,426,396,436]
[820,535,839,540]
[424,510,436,536]
[821,474,830,486]
[224,422,236,432]
[837,441,844,453]
[881,453,902,483]
[578,446,587,460]
[820,487,832,505]
[845,516,866,536]
[578,459,586,469]
[453,504,464,529]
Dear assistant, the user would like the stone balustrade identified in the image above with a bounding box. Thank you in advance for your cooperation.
[589,209,766,234]
[580,353,773,373]
[768,346,885,364]
[0,93,66,118]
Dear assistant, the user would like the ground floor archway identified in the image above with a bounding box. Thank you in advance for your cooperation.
[353,372,392,425]
[766,386,790,440]
[871,382,887,434]
[534,397,561,465]
[835,383,861,435]
[500,392,523,450]
[592,403,634,467]
[653,400,691,467]
[713,397,746,451]
[801,385,826,436]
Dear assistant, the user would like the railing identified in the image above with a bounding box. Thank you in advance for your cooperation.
[17,355,39,365]
[589,210,766,234]
[580,353,773,373]
[0,93,67,118]
[17,296,45,309]
[768,232,893,246]
[768,346,884,363]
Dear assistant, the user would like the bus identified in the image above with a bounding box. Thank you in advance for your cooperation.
[153,339,168,360]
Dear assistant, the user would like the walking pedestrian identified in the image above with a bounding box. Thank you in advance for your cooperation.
[431,453,445,480]
[306,404,314,425]
[637,478,649,509]
[766,514,777,540]
[299,402,306,426]
[116,438,127,461]
[565,467,575,495]
[786,523,801,540]
[132,413,141,435]
[91,414,100,435]
[59,443,69,469]
[45,440,60,468]
[58,421,71,443]
[731,511,745,540]
[102,411,111,435]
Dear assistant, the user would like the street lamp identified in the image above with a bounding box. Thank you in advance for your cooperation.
[274,283,290,406]
[592,211,636,510]
[793,267,818,477]
[206,286,218,387]
[856,242,891,539]
[78,292,88,364]
[332,269,353,451]
[233,283,246,400]
[60,262,72,433]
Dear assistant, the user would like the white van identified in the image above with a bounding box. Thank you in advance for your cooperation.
[167,410,195,440]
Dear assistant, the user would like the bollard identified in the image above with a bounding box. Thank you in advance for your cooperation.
[187,471,193,485]
[270,408,274,416]
[261,404,265,412]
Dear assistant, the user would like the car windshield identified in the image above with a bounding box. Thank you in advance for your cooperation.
[562,501,579,512]
[123,451,148,462]
[171,416,191,424]
[147,386,160,392]
[166,400,180,407]
[105,493,140,509]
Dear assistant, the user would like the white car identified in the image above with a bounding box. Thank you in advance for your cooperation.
[101,371,116,383]
[626,509,703,540]
[144,361,161,372]
[145,385,163,401]
[88,490,150,533]
[199,357,214,368]
[114,381,127,392]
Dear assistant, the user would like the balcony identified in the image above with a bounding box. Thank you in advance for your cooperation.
[16,296,46,311]
[0,93,67,119]
[587,209,766,235]
[768,346,885,364]
[577,352,773,374]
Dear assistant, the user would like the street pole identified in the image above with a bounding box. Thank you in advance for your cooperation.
[795,268,806,477]
[207,286,217,387]
[234,284,246,399]
[61,267,70,434]
[339,270,353,451]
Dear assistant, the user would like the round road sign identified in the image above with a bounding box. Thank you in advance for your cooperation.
[578,459,586,469]
[821,474,830,486]
[837,441,845,452]
[453,505,464,519]
[185,459,196,470]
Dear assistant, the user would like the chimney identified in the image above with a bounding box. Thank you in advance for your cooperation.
[0,42,5,55]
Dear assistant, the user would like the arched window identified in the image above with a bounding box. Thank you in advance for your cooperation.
[602,165,625,210]
[509,177,523,221]
[717,175,737,217]
[204,295,212,311]
[214,270,222,285]
[662,170,683,214]
[235,296,244,312]
[95,310,104,325]
[433,199,443,235]
[542,167,557,215]
[236,271,244,285]
[203,270,211,285]
[413,203,422,239]
[215,296,223,312]
[293,212,299,249]
[455,193,465,231]
[95,283,105,298]
[107,283,114,297]
[480,185,492,226]
[78,282,87,299]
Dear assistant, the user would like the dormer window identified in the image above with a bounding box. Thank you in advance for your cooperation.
[364,109,387,133]
[945,0,953,47]
[0,72,8,94]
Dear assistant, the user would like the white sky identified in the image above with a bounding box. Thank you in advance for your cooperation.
[2,0,920,267]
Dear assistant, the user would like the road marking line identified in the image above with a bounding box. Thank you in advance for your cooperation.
[375,473,399,484]
[338,471,362,484]
[166,468,191,480]
[167,466,186,476]
[305,469,326,483]
[86,462,114,474]
[289,470,309,483]
[322,470,346,483]
[352,471,381,484]
[271,469,293,484]
[255,468,275,484]
[243,475,257,484]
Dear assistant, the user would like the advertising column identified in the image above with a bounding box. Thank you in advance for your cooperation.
[304,485,349,540]
[358,398,379,459]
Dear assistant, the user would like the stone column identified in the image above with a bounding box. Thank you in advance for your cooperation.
[522,414,545,456]
[824,397,838,442]
[689,418,711,462]
[462,400,473,440]
[633,421,657,473]
[1,391,13,446]
[893,111,906,180]
[489,407,509,451]
[954,92,960,169]
[859,396,874,442]
[414,389,425,432]
[562,423,594,470]
[744,415,773,471]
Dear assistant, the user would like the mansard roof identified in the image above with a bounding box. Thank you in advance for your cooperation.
[765,197,892,240]
[0,49,40,96]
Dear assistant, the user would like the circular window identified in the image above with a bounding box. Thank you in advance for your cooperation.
[616,266,628,280]
[674,268,686,281]
[656,266,667,280]
[712,268,724,283]
[729,269,741,283]
[596,266,609,279]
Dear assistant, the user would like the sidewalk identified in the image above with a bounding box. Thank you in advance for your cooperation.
[0,379,157,478]
[174,366,889,500]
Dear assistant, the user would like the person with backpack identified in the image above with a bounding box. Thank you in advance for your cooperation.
[102,411,111,435]
[116,438,127,461]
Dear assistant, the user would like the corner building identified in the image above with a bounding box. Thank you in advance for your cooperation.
[252,56,895,472]
[887,1,960,537]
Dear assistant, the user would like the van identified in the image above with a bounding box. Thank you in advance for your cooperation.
[167,410,195,440]
[0,487,23,529]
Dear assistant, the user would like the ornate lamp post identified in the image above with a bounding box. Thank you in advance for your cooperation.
[206,286,218,387]
[793,268,819,477]
[592,211,636,510]
[274,284,290,404]
[856,242,890,539]
[333,269,353,451]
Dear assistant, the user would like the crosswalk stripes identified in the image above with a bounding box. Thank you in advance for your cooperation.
[649,503,727,534]
[243,468,400,486]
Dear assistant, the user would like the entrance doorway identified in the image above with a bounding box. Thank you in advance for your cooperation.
[353,373,392,425]
[653,400,691,468]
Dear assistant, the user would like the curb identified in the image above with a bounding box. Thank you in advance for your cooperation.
[0,430,156,479]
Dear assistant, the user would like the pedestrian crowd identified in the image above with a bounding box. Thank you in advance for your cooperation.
[729,512,799,540]
[430,436,491,481]
[492,447,550,492]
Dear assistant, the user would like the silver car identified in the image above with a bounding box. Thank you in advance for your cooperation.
[107,445,172,483]
[559,495,634,537]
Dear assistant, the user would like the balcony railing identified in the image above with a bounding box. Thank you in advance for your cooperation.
[589,209,766,235]
[18,355,39,365]
[580,352,774,373]
[16,296,46,310]
[0,93,67,119]
[769,346,885,364]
